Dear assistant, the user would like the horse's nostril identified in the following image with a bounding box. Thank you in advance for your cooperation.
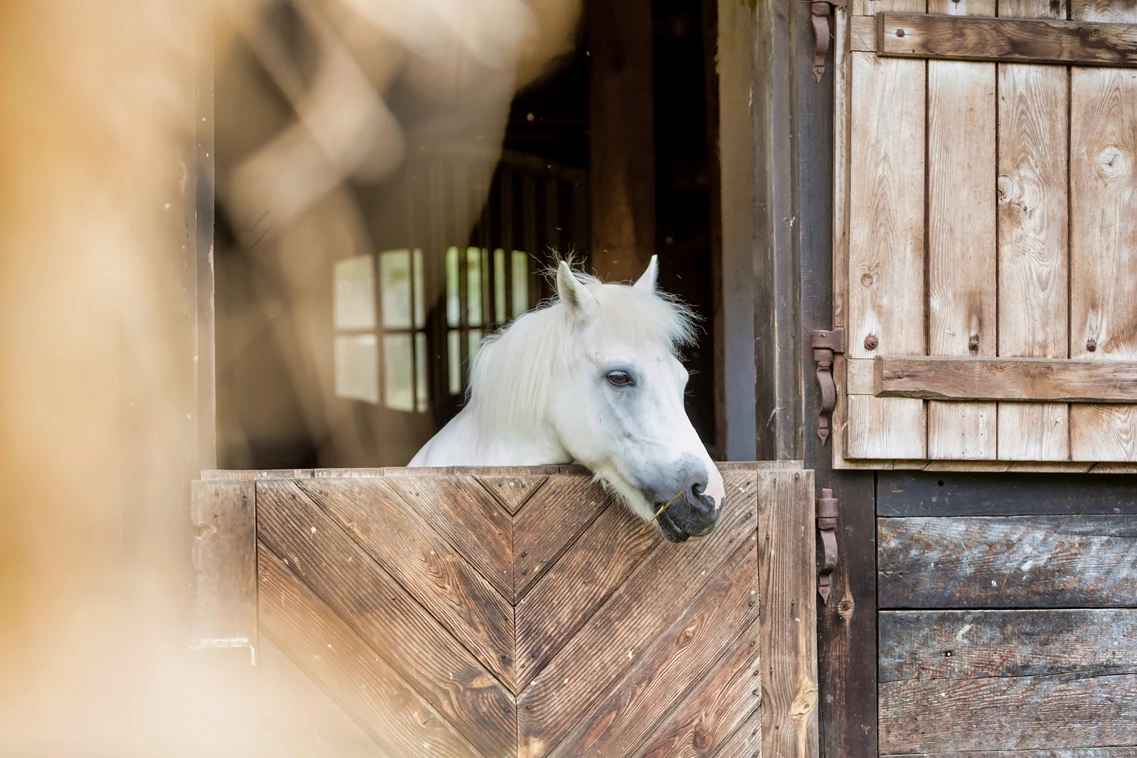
[685,474,714,513]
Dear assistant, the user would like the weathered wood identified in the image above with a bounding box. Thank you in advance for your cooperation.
[846,51,926,459]
[515,497,659,687]
[477,474,547,515]
[289,478,517,689]
[257,545,482,758]
[547,540,760,758]
[996,0,1072,461]
[889,751,1137,757]
[633,616,761,758]
[876,12,1137,66]
[254,482,516,757]
[191,480,256,653]
[878,516,1137,608]
[878,471,1137,516]
[850,15,876,50]
[875,356,1137,402]
[880,609,1137,682]
[759,469,819,758]
[853,0,925,17]
[1070,0,1137,462]
[925,0,997,460]
[710,707,763,758]
[512,475,611,600]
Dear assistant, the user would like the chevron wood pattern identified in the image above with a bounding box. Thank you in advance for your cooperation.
[195,463,817,758]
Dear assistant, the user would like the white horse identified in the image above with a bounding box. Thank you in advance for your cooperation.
[409,257,726,542]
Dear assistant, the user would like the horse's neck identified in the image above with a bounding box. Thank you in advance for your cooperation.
[417,404,572,466]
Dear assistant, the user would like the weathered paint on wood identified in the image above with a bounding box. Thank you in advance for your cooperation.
[878,516,1137,608]
[878,471,1137,516]
[876,12,1137,67]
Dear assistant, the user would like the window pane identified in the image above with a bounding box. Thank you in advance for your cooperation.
[512,251,529,318]
[447,330,461,395]
[415,332,429,413]
[379,250,412,329]
[333,255,376,330]
[467,246,483,327]
[413,248,426,329]
[384,334,414,411]
[469,329,483,367]
[334,334,378,404]
[494,248,506,324]
[446,246,460,328]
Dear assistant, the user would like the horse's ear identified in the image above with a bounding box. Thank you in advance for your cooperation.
[633,255,658,293]
[556,261,597,320]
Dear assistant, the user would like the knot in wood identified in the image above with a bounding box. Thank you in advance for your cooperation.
[968,335,979,352]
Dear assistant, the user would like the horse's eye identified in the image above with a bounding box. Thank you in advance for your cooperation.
[606,371,633,387]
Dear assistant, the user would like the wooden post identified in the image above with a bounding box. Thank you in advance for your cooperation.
[588,0,655,282]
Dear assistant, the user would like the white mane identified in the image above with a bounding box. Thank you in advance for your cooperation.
[464,267,698,440]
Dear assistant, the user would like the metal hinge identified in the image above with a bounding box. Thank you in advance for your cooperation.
[811,0,847,83]
[811,328,845,445]
[817,488,839,604]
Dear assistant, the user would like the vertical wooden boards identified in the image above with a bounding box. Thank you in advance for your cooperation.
[997,0,1073,462]
[926,0,997,460]
[1070,0,1137,461]
[846,43,927,459]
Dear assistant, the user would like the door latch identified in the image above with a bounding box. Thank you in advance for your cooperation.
[817,488,839,604]
[811,0,847,83]
[811,328,845,445]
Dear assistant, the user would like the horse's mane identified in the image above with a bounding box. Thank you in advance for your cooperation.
[464,264,699,438]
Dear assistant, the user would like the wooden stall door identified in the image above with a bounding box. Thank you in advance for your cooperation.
[191,463,820,758]
[832,0,1137,471]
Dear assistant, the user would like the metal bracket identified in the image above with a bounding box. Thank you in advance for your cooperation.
[811,328,846,445]
[811,0,847,83]
[817,488,839,604]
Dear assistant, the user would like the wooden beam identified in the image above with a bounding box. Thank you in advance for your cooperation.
[875,12,1137,67]
[874,356,1137,402]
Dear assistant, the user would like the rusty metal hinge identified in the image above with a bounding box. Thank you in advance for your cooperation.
[811,328,845,445]
[811,0,847,83]
[817,488,839,604]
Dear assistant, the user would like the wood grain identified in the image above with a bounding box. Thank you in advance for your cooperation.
[1070,0,1137,462]
[846,51,927,459]
[191,480,256,650]
[876,12,1137,66]
[853,0,926,18]
[633,616,762,758]
[878,516,1137,608]
[875,356,1137,401]
[254,481,516,757]
[257,545,482,758]
[476,474,547,514]
[878,471,1137,516]
[709,707,762,758]
[925,0,997,460]
[291,478,517,689]
[887,750,1137,757]
[997,0,1072,461]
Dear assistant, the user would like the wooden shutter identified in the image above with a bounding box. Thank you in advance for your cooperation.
[832,0,1137,471]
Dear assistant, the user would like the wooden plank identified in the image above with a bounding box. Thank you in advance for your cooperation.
[850,15,876,50]
[879,471,1137,516]
[384,474,514,599]
[890,750,1137,757]
[880,609,1137,682]
[254,482,516,758]
[996,0,1071,460]
[853,0,926,18]
[878,516,1137,608]
[257,545,482,758]
[512,476,610,600]
[547,540,760,758]
[516,473,760,758]
[632,617,762,758]
[191,480,256,653]
[288,478,517,690]
[759,469,819,758]
[875,356,1137,402]
[515,498,660,688]
[1070,0,1137,461]
[846,50,926,459]
[925,0,997,460]
[876,12,1137,66]
[476,474,547,515]
[710,707,762,758]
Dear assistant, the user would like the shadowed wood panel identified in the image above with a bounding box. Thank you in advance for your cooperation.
[254,481,516,757]
[385,474,515,598]
[633,616,761,758]
[547,540,760,758]
[878,471,1137,516]
[925,0,997,461]
[291,478,516,689]
[878,516,1137,608]
[1070,0,1137,461]
[257,545,482,758]
[846,50,927,459]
